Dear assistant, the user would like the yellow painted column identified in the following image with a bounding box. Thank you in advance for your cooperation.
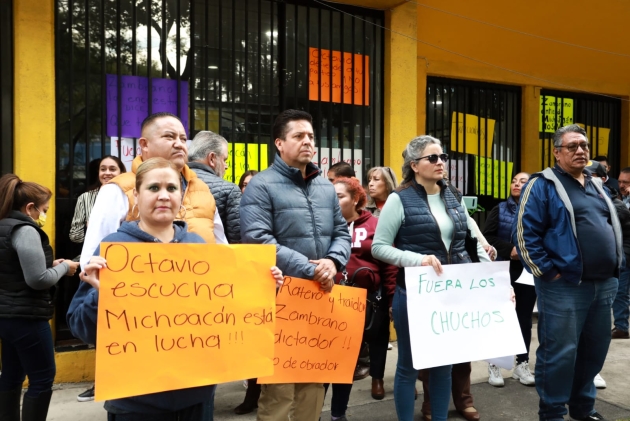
[13,0,56,244]
[383,2,417,180]
[521,86,541,174]
[416,63,427,136]
[621,98,630,168]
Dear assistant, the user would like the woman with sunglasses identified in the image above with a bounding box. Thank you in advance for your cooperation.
[366,167,398,217]
[372,136,491,421]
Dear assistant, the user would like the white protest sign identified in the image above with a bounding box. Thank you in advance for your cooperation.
[515,270,535,286]
[110,137,141,172]
[405,262,525,370]
[486,355,516,370]
[448,158,468,193]
[312,148,363,184]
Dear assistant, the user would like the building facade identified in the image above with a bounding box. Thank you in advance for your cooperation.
[2,0,629,382]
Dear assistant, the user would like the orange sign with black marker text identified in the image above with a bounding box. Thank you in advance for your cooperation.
[95,243,277,401]
[258,277,366,384]
[309,47,369,106]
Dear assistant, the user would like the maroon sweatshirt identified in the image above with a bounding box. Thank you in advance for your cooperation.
[335,210,398,307]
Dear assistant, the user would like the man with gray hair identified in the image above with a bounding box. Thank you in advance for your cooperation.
[514,124,622,421]
[189,131,242,243]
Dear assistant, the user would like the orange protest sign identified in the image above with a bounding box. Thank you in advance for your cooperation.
[258,277,366,384]
[308,47,369,106]
[95,243,277,401]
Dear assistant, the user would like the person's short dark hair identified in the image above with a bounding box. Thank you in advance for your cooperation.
[140,112,182,132]
[593,155,608,163]
[552,124,588,148]
[329,162,355,178]
[620,167,630,175]
[272,109,313,141]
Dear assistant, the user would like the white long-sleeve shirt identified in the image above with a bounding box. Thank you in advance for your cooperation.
[79,183,227,269]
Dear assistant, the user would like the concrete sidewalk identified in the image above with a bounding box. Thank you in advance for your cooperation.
[46,325,630,421]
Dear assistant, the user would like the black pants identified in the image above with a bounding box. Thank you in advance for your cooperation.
[0,318,55,398]
[323,383,353,417]
[367,300,391,379]
[512,279,537,364]
[107,403,204,421]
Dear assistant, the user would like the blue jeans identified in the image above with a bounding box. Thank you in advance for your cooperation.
[392,286,451,421]
[0,318,56,398]
[612,259,630,332]
[534,276,617,421]
[199,387,216,421]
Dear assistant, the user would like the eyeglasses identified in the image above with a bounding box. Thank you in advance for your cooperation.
[415,153,448,164]
[557,142,589,153]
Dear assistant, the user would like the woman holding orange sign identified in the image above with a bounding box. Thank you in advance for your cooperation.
[68,158,283,421]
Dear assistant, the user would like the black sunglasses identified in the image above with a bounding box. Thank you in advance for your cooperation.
[556,142,589,153]
[415,153,448,164]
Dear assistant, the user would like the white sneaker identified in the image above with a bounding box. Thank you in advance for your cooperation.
[594,373,607,389]
[488,364,504,387]
[387,343,393,350]
[512,361,535,386]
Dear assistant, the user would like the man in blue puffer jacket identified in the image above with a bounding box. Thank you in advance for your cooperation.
[241,109,351,421]
[512,124,622,421]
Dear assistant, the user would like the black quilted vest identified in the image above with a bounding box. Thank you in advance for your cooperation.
[394,180,471,289]
[0,211,55,319]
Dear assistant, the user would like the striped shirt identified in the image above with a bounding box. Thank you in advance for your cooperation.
[69,189,99,243]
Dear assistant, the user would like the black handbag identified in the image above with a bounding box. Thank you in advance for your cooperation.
[465,229,480,263]
[447,183,480,263]
[341,267,384,342]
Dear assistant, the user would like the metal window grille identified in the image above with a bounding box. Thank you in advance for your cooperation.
[426,77,521,227]
[192,0,383,183]
[539,90,621,175]
[281,1,384,181]
[54,0,382,345]
[0,0,13,175]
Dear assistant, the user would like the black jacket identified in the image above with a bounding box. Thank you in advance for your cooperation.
[0,211,55,319]
[613,197,630,258]
[483,200,525,283]
[188,162,242,243]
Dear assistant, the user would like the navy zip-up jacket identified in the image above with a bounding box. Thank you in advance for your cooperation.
[512,167,623,284]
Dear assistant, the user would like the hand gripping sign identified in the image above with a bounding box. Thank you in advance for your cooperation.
[258,277,367,384]
[95,243,276,401]
[405,261,525,370]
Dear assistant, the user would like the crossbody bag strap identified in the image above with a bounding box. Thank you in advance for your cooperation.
[350,267,381,301]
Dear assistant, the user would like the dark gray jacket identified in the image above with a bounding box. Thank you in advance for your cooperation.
[188,162,242,244]
[240,154,351,279]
